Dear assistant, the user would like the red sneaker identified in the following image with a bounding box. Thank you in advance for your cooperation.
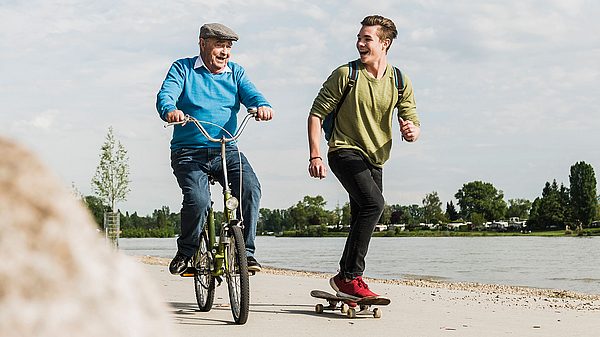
[330,274,379,300]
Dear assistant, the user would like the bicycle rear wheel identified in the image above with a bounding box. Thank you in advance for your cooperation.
[226,225,250,324]
[194,229,215,311]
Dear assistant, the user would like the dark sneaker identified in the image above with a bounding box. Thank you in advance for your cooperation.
[330,274,379,299]
[169,252,190,275]
[247,256,262,272]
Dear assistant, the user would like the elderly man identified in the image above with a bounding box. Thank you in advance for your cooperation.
[157,23,273,275]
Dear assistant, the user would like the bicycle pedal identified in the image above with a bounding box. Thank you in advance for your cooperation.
[179,267,196,277]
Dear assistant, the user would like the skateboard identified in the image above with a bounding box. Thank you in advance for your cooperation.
[310,290,390,318]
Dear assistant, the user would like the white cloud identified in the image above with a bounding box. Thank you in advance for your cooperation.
[410,27,436,42]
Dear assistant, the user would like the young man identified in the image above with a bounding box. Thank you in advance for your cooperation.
[307,15,420,299]
[156,23,273,275]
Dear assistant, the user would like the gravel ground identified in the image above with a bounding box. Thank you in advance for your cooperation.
[138,255,600,312]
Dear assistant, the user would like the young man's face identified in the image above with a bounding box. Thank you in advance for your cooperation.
[199,38,233,74]
[356,25,390,65]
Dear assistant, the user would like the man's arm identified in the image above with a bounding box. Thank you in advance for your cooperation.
[156,61,185,122]
[396,73,420,142]
[307,114,327,179]
[306,66,349,179]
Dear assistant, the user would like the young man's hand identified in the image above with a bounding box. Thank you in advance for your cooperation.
[309,157,327,179]
[399,118,420,142]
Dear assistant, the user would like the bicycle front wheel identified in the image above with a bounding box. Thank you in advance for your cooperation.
[194,230,215,311]
[226,225,250,324]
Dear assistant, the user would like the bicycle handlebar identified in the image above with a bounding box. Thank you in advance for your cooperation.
[165,107,258,143]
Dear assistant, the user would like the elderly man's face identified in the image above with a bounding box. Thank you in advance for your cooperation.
[199,38,233,74]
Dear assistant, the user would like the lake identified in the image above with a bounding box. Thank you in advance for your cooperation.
[119,236,600,295]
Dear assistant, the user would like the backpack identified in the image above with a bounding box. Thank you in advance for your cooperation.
[322,60,404,141]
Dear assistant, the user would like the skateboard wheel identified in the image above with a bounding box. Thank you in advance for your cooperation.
[340,303,349,314]
[347,308,356,318]
[373,308,382,318]
[315,303,324,313]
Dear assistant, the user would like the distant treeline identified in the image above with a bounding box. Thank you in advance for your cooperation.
[81,160,598,237]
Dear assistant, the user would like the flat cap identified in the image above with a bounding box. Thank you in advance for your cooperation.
[199,23,239,41]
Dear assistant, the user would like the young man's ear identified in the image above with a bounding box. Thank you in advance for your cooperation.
[383,38,391,51]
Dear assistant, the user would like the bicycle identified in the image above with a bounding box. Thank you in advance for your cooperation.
[165,108,258,324]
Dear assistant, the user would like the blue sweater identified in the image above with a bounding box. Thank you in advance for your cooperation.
[156,56,271,149]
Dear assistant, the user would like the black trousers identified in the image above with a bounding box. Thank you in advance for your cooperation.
[328,149,384,279]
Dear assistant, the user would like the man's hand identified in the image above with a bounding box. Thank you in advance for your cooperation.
[399,118,420,142]
[256,106,274,121]
[166,110,185,123]
[307,115,326,179]
[309,157,327,179]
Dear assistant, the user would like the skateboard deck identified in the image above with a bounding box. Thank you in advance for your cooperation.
[310,290,390,318]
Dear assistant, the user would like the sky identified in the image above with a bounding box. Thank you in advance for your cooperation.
[1,0,599,216]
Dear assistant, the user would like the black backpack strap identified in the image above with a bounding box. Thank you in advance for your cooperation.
[393,66,404,102]
[348,60,359,82]
[331,60,359,128]
[337,60,357,109]
[393,66,407,141]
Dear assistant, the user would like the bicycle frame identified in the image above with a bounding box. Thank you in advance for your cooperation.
[167,111,256,276]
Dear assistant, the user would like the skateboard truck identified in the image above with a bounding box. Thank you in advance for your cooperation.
[310,290,389,318]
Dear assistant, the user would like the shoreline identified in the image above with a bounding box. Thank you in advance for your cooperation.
[138,255,600,312]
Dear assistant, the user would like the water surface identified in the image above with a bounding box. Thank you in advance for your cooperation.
[119,236,600,294]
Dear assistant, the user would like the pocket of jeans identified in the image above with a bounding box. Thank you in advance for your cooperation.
[171,149,196,169]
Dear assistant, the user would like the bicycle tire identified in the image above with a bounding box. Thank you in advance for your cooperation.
[226,225,250,324]
[194,229,215,312]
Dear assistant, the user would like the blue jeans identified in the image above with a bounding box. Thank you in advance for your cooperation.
[328,149,384,279]
[170,145,261,258]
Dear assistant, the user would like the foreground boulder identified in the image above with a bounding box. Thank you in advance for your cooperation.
[0,137,174,337]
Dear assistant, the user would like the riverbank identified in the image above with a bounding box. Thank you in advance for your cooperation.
[138,256,600,337]
[278,227,600,237]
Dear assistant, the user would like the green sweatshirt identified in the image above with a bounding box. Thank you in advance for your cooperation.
[310,61,419,167]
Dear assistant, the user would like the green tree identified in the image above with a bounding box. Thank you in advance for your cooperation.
[455,181,507,222]
[153,206,170,229]
[507,198,532,219]
[340,202,351,227]
[258,208,285,233]
[527,197,541,229]
[422,191,443,224]
[389,204,405,224]
[529,180,570,230]
[380,204,393,224]
[83,195,109,228]
[286,195,330,231]
[470,212,486,229]
[569,161,598,227]
[597,195,600,220]
[402,204,423,228]
[445,201,460,222]
[92,126,130,212]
